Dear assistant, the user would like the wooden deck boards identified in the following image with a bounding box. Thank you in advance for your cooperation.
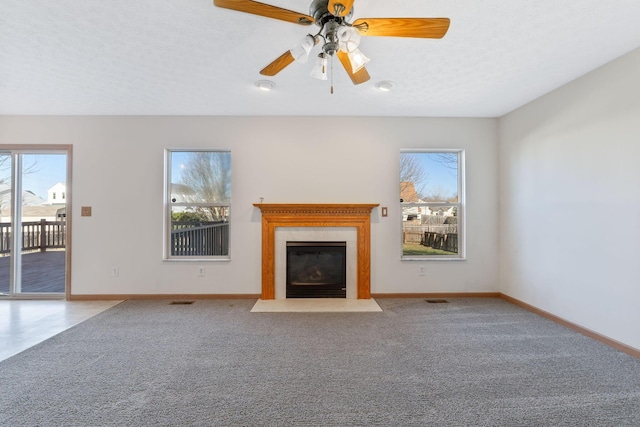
[0,251,66,294]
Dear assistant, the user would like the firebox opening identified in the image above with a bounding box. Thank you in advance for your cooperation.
[286,241,347,298]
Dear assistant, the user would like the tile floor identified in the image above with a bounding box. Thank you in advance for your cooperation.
[251,298,382,312]
[0,300,122,362]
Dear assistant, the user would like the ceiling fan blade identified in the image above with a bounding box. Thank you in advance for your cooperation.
[327,0,354,17]
[260,50,295,76]
[352,18,450,38]
[336,51,370,85]
[214,0,314,25]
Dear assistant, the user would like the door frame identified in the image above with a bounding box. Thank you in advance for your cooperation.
[0,144,72,300]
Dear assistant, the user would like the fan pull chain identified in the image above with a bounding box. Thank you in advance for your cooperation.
[330,54,334,94]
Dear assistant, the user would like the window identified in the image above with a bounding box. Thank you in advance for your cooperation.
[165,150,231,259]
[400,150,464,259]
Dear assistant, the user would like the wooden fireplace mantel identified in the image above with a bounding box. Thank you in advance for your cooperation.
[253,203,379,300]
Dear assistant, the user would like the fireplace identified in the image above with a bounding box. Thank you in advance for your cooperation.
[253,203,378,299]
[286,242,347,298]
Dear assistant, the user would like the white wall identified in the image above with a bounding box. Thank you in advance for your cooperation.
[498,48,640,350]
[0,116,499,296]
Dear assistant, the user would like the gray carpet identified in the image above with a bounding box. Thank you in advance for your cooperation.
[1,298,639,426]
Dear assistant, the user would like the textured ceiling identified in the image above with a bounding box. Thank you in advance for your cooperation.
[1,0,640,117]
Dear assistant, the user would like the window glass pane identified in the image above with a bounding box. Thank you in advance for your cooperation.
[402,205,458,255]
[170,206,229,256]
[401,152,458,203]
[171,151,231,204]
[0,153,11,293]
[167,150,231,259]
[21,153,68,293]
[401,151,461,258]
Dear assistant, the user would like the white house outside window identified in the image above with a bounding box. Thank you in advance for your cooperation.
[164,149,231,260]
[400,150,464,259]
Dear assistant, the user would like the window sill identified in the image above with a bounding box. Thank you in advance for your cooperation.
[401,256,465,261]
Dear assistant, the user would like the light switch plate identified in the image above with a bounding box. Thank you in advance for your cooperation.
[81,206,92,216]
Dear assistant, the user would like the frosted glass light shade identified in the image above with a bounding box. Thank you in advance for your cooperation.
[337,26,361,53]
[310,54,328,80]
[348,48,370,73]
[290,35,315,63]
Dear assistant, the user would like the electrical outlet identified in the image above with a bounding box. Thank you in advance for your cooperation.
[111,266,119,277]
[419,266,426,276]
[198,266,205,277]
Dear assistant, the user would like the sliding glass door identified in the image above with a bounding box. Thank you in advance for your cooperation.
[0,149,69,298]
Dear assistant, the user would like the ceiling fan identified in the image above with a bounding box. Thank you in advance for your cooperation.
[213,0,450,87]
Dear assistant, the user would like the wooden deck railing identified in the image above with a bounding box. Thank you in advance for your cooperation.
[0,220,66,255]
[0,220,228,256]
[171,221,229,256]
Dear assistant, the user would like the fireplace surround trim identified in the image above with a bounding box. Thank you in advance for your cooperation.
[253,204,379,300]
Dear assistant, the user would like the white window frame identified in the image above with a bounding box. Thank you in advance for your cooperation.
[163,149,231,261]
[400,149,465,261]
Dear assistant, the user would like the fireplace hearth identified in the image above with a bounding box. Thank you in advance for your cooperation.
[286,242,347,298]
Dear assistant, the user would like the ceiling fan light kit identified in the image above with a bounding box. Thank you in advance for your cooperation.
[214,0,450,89]
[310,53,329,80]
[290,34,317,63]
[338,26,361,53]
[347,48,370,73]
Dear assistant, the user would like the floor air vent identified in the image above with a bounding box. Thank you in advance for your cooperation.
[425,299,449,304]
[170,301,195,305]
